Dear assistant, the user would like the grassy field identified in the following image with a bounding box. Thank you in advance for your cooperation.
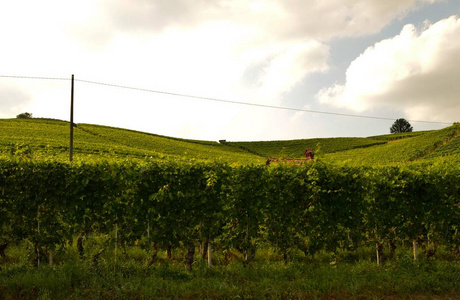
[1,118,459,166]
[0,118,264,165]
[229,124,460,165]
[227,137,386,158]
[323,124,460,165]
[1,241,459,299]
[1,118,459,299]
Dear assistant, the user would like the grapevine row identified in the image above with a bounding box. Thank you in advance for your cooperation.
[0,158,459,267]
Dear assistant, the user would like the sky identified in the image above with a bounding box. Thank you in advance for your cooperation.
[1,0,459,141]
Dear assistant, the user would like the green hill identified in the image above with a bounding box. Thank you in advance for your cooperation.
[368,130,431,141]
[0,118,264,165]
[324,124,460,165]
[227,137,386,158]
[1,118,458,165]
[227,124,459,165]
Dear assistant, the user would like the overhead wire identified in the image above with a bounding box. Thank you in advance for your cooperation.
[0,75,69,81]
[75,78,454,125]
[0,74,455,125]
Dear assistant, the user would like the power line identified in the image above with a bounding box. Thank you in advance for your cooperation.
[0,74,455,125]
[76,78,453,125]
[0,75,69,81]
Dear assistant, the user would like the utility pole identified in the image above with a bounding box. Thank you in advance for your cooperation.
[69,74,74,162]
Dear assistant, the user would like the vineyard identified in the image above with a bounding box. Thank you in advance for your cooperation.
[228,137,387,158]
[0,119,264,165]
[324,124,460,165]
[1,119,459,165]
[426,132,460,158]
[0,159,459,265]
[369,130,431,141]
[1,119,460,298]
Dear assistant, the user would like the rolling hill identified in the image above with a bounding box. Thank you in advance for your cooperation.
[227,137,387,158]
[323,124,460,165]
[0,118,264,165]
[0,118,458,165]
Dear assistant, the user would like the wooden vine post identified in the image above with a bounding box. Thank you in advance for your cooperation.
[115,222,118,257]
[49,250,53,266]
[207,242,212,267]
[376,243,380,266]
[37,206,40,268]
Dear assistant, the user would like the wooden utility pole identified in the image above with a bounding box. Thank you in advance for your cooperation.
[70,74,74,162]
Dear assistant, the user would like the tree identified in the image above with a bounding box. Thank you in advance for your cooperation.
[390,118,413,134]
[16,112,33,119]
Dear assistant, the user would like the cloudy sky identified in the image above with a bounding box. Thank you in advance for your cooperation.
[1,0,459,141]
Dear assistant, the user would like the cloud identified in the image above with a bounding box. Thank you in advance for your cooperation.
[102,0,225,32]
[71,0,439,108]
[317,16,460,123]
[0,84,32,118]
[51,0,442,54]
[98,0,443,40]
[265,0,443,40]
[241,41,330,99]
[0,0,451,141]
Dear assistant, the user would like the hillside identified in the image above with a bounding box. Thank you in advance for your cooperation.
[0,118,264,165]
[1,118,458,165]
[228,137,386,158]
[324,123,460,165]
[226,124,459,165]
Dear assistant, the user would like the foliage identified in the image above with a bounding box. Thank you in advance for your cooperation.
[1,246,459,299]
[1,116,459,299]
[228,137,386,158]
[1,158,459,269]
[370,130,430,141]
[0,119,264,165]
[16,112,32,119]
[426,133,460,158]
[325,124,460,165]
[1,119,459,166]
[78,123,263,164]
[390,118,413,134]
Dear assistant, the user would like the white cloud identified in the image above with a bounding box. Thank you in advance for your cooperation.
[0,0,452,140]
[257,41,329,97]
[237,40,330,104]
[317,16,460,123]
[269,0,444,40]
[0,83,32,117]
[95,0,443,41]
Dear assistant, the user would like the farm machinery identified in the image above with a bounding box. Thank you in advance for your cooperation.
[266,149,314,165]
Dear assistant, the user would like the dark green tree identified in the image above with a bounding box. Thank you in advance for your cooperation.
[16,112,33,119]
[390,118,413,134]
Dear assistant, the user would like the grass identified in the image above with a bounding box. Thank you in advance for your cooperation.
[369,131,432,141]
[77,123,264,165]
[228,137,386,158]
[1,119,460,298]
[426,132,460,158]
[1,118,459,166]
[324,123,460,165]
[0,118,264,165]
[1,242,459,299]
